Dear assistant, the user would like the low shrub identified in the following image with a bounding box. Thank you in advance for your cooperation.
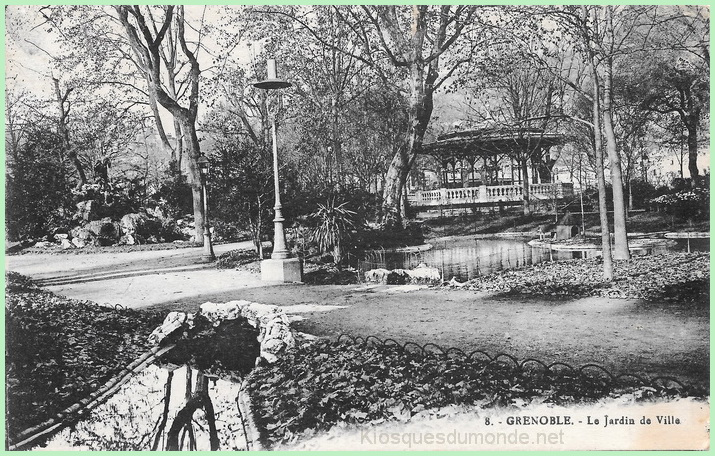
[215,249,259,269]
[649,189,709,221]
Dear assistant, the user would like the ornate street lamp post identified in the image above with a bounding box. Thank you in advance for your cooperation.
[253,59,302,282]
[197,154,215,262]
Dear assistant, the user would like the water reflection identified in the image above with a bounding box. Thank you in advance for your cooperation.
[38,364,246,451]
[363,237,709,282]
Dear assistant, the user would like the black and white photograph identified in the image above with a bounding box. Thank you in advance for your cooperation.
[4,4,710,451]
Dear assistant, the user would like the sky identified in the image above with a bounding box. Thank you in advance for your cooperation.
[5,6,59,98]
[5,6,255,97]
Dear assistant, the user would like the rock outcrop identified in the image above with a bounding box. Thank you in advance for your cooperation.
[364,263,441,285]
[149,301,295,366]
[87,218,121,246]
[201,301,295,364]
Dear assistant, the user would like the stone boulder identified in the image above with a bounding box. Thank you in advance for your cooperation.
[364,268,391,284]
[159,217,184,241]
[405,263,441,283]
[70,225,93,243]
[75,200,100,222]
[148,311,196,345]
[71,237,86,248]
[365,265,441,285]
[201,301,295,364]
[150,301,296,367]
[150,308,260,377]
[120,213,149,237]
[120,212,168,243]
[364,268,410,285]
[176,217,196,242]
[87,218,121,246]
[119,234,136,245]
[387,269,411,284]
[146,205,168,219]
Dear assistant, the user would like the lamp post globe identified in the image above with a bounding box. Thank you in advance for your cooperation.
[198,154,209,176]
[253,59,302,282]
[197,154,215,262]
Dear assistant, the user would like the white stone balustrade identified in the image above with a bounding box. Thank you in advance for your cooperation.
[411,183,573,207]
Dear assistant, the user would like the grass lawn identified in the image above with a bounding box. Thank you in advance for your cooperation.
[151,281,709,389]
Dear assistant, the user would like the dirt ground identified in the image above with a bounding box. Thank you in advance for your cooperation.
[6,241,709,389]
[147,283,709,389]
[4,241,267,308]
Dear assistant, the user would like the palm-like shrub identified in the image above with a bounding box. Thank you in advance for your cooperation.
[310,199,356,266]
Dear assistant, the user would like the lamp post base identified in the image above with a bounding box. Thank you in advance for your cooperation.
[201,231,215,263]
[261,257,302,283]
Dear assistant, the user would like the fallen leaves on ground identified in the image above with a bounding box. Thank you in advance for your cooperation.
[303,265,359,285]
[5,272,166,441]
[445,252,709,302]
[247,338,700,448]
[8,241,198,256]
[215,248,260,271]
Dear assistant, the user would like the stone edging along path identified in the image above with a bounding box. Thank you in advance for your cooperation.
[527,238,679,251]
[366,243,433,253]
[664,231,709,239]
[238,372,265,450]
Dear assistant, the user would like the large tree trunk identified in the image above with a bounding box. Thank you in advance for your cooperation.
[331,95,342,187]
[251,194,264,257]
[601,45,630,260]
[173,119,184,172]
[381,55,433,228]
[381,114,430,228]
[148,89,175,160]
[6,95,20,163]
[115,6,204,244]
[167,69,185,172]
[586,7,613,281]
[520,157,531,215]
[368,5,477,229]
[593,94,613,281]
[686,118,700,181]
[53,77,87,188]
[181,117,204,245]
[381,148,411,229]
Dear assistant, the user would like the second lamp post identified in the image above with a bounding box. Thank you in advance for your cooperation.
[197,154,215,262]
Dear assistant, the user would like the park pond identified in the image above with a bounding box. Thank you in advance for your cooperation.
[35,364,249,451]
[361,236,709,282]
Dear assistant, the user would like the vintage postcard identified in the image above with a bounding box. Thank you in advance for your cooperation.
[4,4,709,451]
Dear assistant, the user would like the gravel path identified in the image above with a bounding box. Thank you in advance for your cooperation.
[6,241,709,386]
[5,241,266,309]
